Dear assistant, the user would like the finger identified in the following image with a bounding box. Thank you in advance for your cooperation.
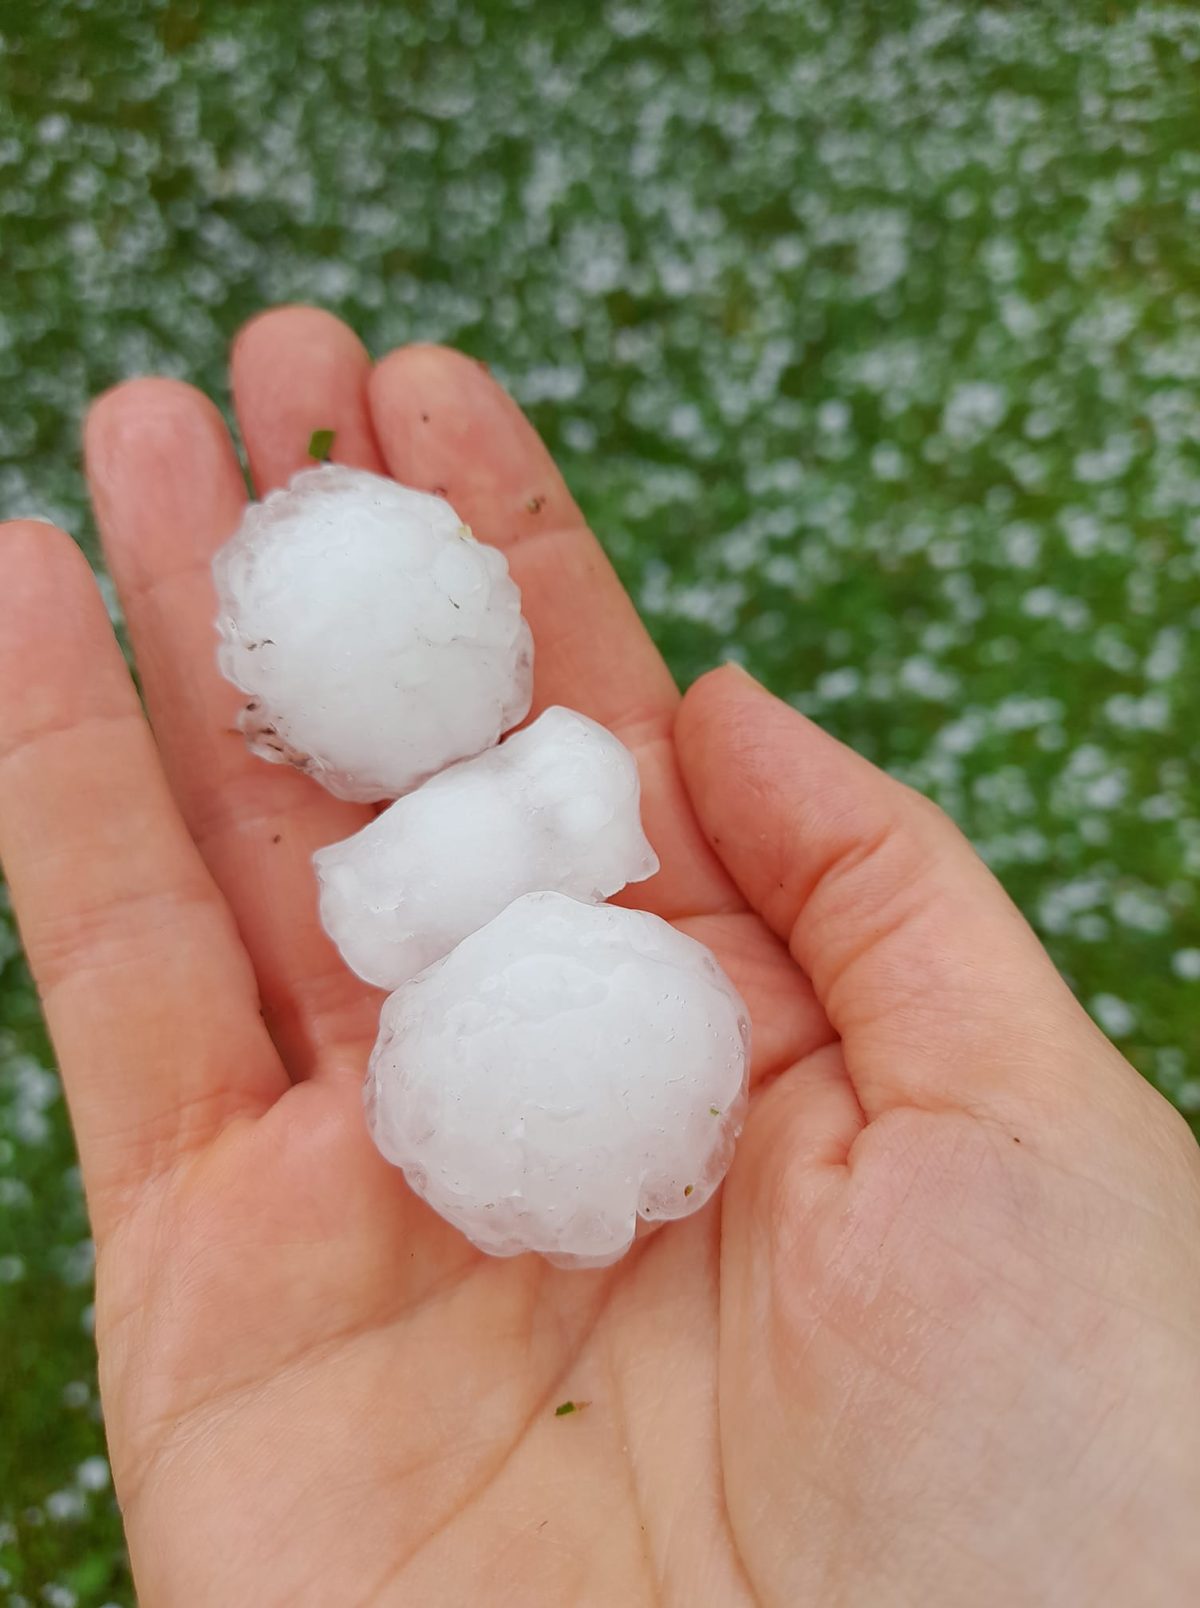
[0,521,286,1238]
[230,304,384,492]
[227,307,396,1064]
[676,666,1132,1122]
[677,910,839,1096]
[85,371,376,1079]
[368,344,736,921]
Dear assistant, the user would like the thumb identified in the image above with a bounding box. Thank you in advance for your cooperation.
[675,665,1142,1126]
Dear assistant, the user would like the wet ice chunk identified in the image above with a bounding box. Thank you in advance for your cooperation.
[212,465,533,802]
[315,706,660,989]
[367,892,751,1268]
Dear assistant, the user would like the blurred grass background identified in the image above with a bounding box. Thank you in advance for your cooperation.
[3,0,1200,1600]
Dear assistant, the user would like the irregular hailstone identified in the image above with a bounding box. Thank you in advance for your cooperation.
[367,892,751,1268]
[315,706,660,989]
[212,465,532,801]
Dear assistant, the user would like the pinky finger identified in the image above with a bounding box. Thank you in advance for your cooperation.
[0,521,287,1239]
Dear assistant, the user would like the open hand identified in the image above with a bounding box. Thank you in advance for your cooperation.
[2,308,1198,1606]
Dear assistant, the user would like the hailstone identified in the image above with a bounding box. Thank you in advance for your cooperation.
[367,891,751,1268]
[212,464,533,801]
[315,706,660,989]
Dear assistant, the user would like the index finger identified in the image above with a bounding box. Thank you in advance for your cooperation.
[368,346,737,920]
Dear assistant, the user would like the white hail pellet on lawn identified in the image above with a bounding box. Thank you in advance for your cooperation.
[367,892,751,1267]
[213,465,533,801]
[315,706,660,989]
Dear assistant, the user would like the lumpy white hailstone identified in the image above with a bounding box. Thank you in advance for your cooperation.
[367,892,751,1268]
[213,463,751,1267]
[314,706,660,989]
[212,465,533,801]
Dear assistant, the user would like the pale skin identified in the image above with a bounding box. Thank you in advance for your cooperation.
[1,309,1198,1608]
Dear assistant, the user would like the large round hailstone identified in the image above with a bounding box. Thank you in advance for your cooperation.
[212,465,533,801]
[367,891,751,1268]
[315,706,660,989]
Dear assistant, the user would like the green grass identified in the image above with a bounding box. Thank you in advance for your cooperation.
[3,0,1200,1598]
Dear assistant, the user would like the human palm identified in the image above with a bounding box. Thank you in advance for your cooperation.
[2,309,1199,1606]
